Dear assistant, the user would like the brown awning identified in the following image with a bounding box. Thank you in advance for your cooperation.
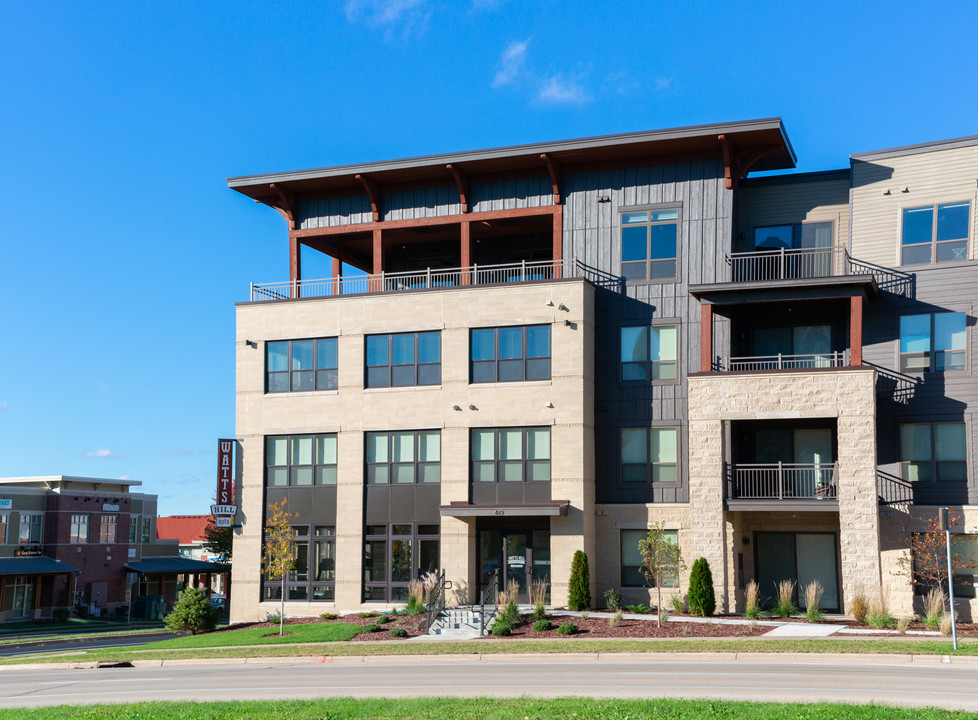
[439,501,570,518]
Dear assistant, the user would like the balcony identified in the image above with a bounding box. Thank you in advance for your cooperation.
[716,351,849,373]
[726,462,839,510]
[249,259,622,302]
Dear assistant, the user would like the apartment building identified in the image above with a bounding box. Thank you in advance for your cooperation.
[227,119,977,622]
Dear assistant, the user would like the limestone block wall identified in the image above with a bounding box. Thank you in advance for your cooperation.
[688,368,878,614]
[232,280,594,622]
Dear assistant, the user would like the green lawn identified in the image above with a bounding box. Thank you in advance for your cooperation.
[138,622,361,648]
[0,698,974,719]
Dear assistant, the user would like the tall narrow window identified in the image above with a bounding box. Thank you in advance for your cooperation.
[70,515,90,544]
[366,332,441,388]
[266,338,337,393]
[471,326,551,383]
[621,427,679,483]
[902,202,970,264]
[621,207,679,281]
[18,514,42,544]
[0,513,8,544]
[900,422,967,482]
[100,515,118,543]
[621,325,677,381]
[900,313,966,372]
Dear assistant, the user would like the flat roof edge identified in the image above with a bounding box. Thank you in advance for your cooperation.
[741,168,849,187]
[851,133,978,161]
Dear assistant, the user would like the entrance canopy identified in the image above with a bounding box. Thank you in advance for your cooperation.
[125,557,227,575]
[0,557,79,577]
[440,501,569,518]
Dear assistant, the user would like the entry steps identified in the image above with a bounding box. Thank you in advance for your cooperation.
[427,608,497,638]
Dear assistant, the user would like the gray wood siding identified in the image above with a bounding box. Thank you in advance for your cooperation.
[863,263,978,505]
[560,159,732,504]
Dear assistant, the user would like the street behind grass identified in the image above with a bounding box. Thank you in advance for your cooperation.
[0,697,975,719]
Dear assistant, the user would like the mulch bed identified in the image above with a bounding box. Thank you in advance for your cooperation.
[479,614,767,639]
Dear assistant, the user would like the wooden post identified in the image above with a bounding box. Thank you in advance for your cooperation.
[700,304,713,372]
[332,256,342,296]
[370,228,383,292]
[289,236,301,299]
[849,295,863,366]
[460,221,471,286]
[552,206,563,278]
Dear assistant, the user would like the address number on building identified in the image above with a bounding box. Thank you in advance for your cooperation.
[494,510,505,516]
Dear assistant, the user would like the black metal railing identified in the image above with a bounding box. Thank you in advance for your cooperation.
[867,362,922,405]
[478,569,498,637]
[424,571,450,635]
[878,471,915,505]
[726,462,838,500]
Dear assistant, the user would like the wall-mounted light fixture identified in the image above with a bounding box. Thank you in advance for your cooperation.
[245,340,257,348]
[597,195,611,203]
[882,189,891,196]
[545,401,554,408]
[468,404,478,411]
[557,303,568,311]
[546,300,555,307]
[452,405,462,411]
[901,187,910,193]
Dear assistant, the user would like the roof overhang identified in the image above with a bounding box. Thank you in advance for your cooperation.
[0,557,80,577]
[440,501,570,518]
[125,557,228,575]
[228,118,796,206]
[689,275,878,305]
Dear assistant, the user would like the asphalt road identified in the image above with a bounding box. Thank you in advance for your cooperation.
[2,657,978,710]
[0,632,177,658]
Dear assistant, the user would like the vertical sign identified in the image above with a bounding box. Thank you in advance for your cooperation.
[217,439,234,505]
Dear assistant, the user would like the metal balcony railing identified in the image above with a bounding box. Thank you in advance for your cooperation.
[877,470,915,506]
[720,351,849,372]
[726,247,914,297]
[726,462,838,500]
[249,258,624,301]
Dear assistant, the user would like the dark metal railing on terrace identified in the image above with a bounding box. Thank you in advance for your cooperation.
[726,246,914,297]
[867,362,922,405]
[726,462,838,500]
[249,258,624,302]
[878,471,915,506]
[717,350,849,372]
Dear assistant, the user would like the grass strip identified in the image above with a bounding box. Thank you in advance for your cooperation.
[0,697,973,719]
[140,622,361,648]
[0,627,171,646]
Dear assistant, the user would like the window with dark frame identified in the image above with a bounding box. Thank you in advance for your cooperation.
[471,427,551,483]
[620,427,679,483]
[620,325,678,381]
[365,332,441,388]
[620,528,679,588]
[470,326,551,383]
[266,338,338,393]
[141,517,152,544]
[100,515,118,544]
[262,525,336,602]
[129,517,138,543]
[265,434,338,487]
[365,430,441,485]
[620,207,679,281]
[363,523,440,602]
[0,513,8,544]
[18,514,42,544]
[70,514,90,544]
[899,422,967,483]
[899,312,967,373]
[902,202,970,265]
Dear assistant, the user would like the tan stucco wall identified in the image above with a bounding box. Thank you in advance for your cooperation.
[688,368,879,614]
[232,280,594,621]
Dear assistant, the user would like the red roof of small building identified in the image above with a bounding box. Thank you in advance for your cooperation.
[157,515,210,545]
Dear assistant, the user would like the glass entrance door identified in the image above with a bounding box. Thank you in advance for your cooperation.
[755,532,839,611]
[478,528,550,603]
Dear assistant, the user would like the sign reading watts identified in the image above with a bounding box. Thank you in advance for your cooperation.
[213,439,236,527]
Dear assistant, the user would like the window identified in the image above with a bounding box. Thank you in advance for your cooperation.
[902,202,970,264]
[620,529,678,587]
[141,517,152,543]
[365,332,440,388]
[262,525,336,602]
[100,515,118,544]
[129,516,138,544]
[913,533,977,598]
[363,523,440,602]
[70,514,90,544]
[470,325,551,383]
[899,313,966,372]
[266,338,338,393]
[0,513,7,544]
[265,434,338,487]
[753,222,833,251]
[471,427,551,483]
[18,513,42,544]
[366,431,440,484]
[621,325,677,381]
[621,427,679,483]
[900,422,967,482]
[621,207,679,281]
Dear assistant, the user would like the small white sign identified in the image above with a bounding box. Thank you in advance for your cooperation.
[211,504,236,516]
[214,516,233,528]
[102,503,120,511]
[128,549,136,558]
[0,499,11,510]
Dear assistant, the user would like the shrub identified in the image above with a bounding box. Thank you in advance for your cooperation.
[568,550,591,611]
[364,623,381,633]
[389,627,408,638]
[687,558,716,617]
[658,607,670,624]
[52,608,70,623]
[405,578,425,616]
[581,612,589,622]
[320,612,339,621]
[608,610,623,628]
[530,578,549,621]
[744,580,762,620]
[358,611,379,618]
[669,594,686,615]
[557,622,578,636]
[804,580,825,623]
[626,604,651,614]
[896,617,912,635]
[498,579,521,626]
[377,614,391,624]
[940,613,953,636]
[491,620,512,636]
[603,588,623,611]
[866,593,895,629]
[850,594,868,624]
[923,587,945,631]
[772,580,797,619]
[113,605,129,620]
[533,619,553,632]
[163,588,219,636]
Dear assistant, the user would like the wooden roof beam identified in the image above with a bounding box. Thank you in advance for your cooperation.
[446,164,469,213]
[540,153,562,204]
[355,174,382,222]
[268,183,296,229]
[718,135,780,189]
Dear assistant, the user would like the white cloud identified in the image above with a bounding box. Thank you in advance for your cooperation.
[493,39,530,88]
[83,448,123,459]
[537,75,590,105]
[344,0,429,36]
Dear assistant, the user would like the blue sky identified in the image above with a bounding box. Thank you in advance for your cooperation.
[1,1,976,516]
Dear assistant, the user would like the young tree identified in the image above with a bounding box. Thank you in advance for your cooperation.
[262,498,297,636]
[687,557,716,617]
[567,550,591,611]
[908,509,977,602]
[638,522,686,627]
[163,587,219,635]
[202,517,234,562]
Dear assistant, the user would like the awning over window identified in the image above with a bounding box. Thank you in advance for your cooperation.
[439,501,570,518]
[0,557,79,577]
[124,557,228,575]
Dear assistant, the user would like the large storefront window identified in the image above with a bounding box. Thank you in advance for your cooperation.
[363,524,439,602]
[263,525,336,602]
